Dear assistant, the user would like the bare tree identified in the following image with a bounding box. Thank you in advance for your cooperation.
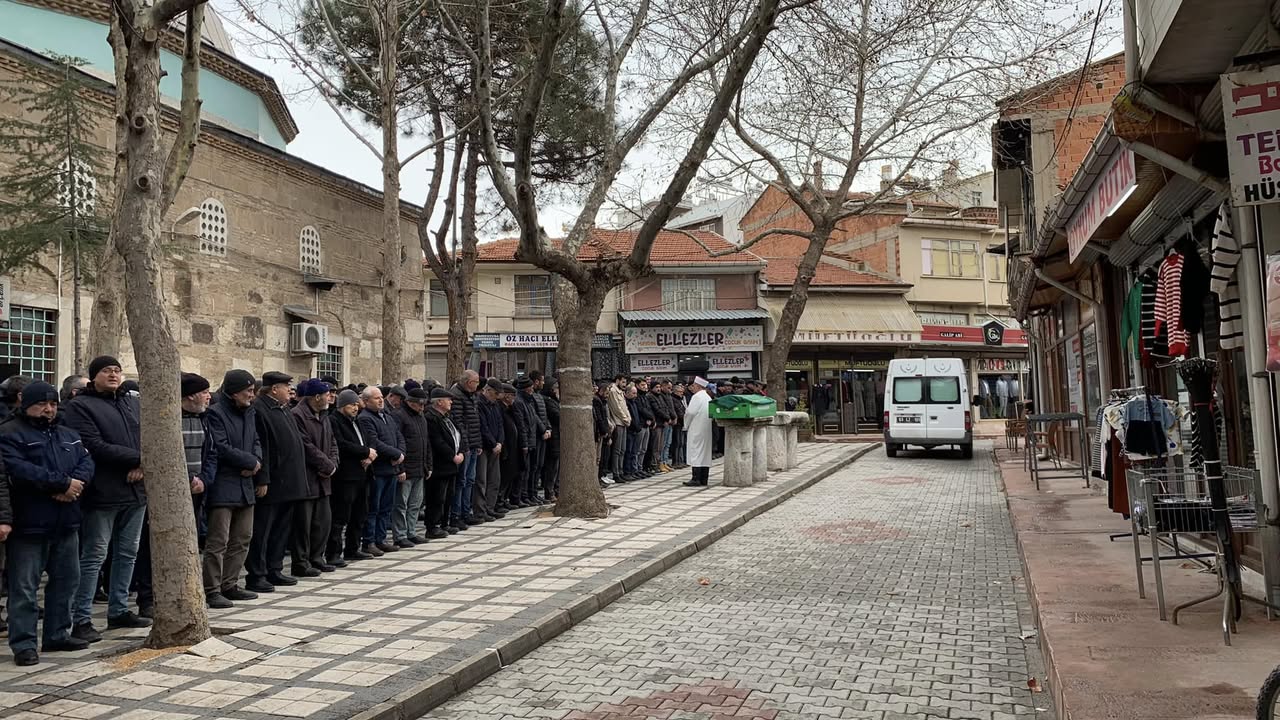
[109,0,210,648]
[685,0,1096,402]
[441,0,791,518]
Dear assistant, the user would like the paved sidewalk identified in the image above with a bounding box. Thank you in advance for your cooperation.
[997,447,1278,719]
[0,443,866,720]
[427,441,1052,720]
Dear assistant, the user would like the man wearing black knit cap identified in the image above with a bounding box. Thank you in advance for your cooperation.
[202,369,261,607]
[64,356,149,642]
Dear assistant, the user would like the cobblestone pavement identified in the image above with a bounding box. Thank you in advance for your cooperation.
[0,443,864,720]
[428,442,1053,720]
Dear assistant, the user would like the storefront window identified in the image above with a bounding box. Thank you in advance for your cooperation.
[1082,323,1101,422]
[514,275,552,317]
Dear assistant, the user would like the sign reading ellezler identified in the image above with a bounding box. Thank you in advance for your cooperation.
[624,325,763,354]
[1224,67,1280,207]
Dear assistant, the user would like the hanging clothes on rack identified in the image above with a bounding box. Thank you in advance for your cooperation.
[1156,251,1190,357]
[1139,269,1166,366]
[1121,281,1144,365]
[1210,203,1244,351]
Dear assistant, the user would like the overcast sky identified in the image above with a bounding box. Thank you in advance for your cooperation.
[210,0,1122,238]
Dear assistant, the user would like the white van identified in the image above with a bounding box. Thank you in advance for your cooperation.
[884,358,972,458]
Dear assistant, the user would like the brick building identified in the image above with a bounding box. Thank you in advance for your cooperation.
[739,178,1024,434]
[0,0,426,385]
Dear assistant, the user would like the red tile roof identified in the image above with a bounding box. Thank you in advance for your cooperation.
[474,229,763,265]
[762,256,902,287]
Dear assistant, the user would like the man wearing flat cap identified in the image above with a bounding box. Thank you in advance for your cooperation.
[291,380,338,575]
[391,387,432,546]
[423,387,464,536]
[474,379,506,520]
[247,371,309,592]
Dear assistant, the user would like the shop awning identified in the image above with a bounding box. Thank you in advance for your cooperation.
[618,309,770,322]
[763,294,922,343]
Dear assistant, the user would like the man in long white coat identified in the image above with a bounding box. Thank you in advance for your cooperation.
[682,378,713,487]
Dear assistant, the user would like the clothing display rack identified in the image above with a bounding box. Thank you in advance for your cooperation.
[1024,412,1088,491]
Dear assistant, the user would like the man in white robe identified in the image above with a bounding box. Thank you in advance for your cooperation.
[682,377,714,487]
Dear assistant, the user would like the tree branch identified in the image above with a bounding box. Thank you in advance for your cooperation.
[161,4,203,210]
[149,0,205,26]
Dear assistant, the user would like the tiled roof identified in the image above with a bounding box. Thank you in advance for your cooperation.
[474,229,764,265]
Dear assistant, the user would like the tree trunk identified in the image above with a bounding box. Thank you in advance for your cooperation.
[765,224,834,406]
[552,282,609,519]
[445,283,467,383]
[115,9,209,648]
[448,138,480,383]
[377,2,403,385]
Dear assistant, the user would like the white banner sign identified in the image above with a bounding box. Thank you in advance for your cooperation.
[498,333,558,348]
[624,325,763,354]
[708,353,753,372]
[1224,67,1280,206]
[629,354,677,373]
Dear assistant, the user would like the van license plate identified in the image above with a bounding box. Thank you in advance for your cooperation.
[896,415,920,424]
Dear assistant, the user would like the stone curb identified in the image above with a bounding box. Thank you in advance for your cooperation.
[350,443,880,720]
[989,448,1070,720]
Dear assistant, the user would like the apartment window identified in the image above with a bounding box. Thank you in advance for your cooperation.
[300,225,322,274]
[918,311,969,326]
[429,279,449,317]
[987,254,1006,282]
[514,274,552,317]
[922,239,979,278]
[661,278,716,311]
[198,198,228,256]
[316,344,344,383]
[970,190,983,207]
[0,306,57,381]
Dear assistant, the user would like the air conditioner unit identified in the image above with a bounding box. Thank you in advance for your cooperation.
[290,322,328,355]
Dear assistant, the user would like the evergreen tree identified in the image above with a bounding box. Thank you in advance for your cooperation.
[0,56,108,371]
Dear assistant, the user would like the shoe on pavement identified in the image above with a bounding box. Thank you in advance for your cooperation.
[455,520,471,530]
[71,622,101,644]
[601,475,615,485]
[347,549,374,561]
[426,527,449,539]
[266,573,298,586]
[223,586,259,601]
[395,538,415,549]
[682,479,706,488]
[445,526,459,535]
[206,593,234,609]
[361,543,384,557]
[137,604,154,619]
[327,555,349,568]
[107,611,152,629]
[465,515,485,525]
[291,567,321,578]
[376,542,399,553]
[43,636,90,652]
[245,578,276,594]
[409,535,429,544]
[13,648,37,666]
[315,564,336,573]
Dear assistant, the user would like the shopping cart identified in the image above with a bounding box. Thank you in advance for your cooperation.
[1128,465,1270,645]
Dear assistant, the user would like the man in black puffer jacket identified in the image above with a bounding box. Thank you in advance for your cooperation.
[448,371,482,530]
[474,379,505,520]
[328,390,375,564]
[423,388,463,536]
[247,371,309,593]
[392,388,431,547]
[64,356,148,641]
[202,370,261,606]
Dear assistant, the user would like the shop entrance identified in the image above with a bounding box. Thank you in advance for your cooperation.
[975,374,1022,418]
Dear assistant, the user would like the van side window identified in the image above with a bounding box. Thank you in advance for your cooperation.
[927,377,960,404]
[893,378,924,403]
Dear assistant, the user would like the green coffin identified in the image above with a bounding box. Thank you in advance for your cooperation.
[709,394,777,419]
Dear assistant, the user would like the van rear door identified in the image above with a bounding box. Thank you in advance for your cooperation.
[924,375,966,441]
[889,376,928,442]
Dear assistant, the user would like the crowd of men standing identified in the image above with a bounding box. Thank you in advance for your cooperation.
[0,356,725,667]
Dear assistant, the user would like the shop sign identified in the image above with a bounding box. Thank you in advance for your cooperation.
[624,325,763,354]
[785,359,814,371]
[818,359,848,370]
[592,334,615,349]
[708,353,753,372]
[1066,149,1135,262]
[630,354,677,373]
[793,330,921,344]
[976,357,1029,373]
[850,359,889,370]
[1224,67,1280,207]
[921,325,1028,346]
[472,333,501,349]
[983,321,1005,346]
